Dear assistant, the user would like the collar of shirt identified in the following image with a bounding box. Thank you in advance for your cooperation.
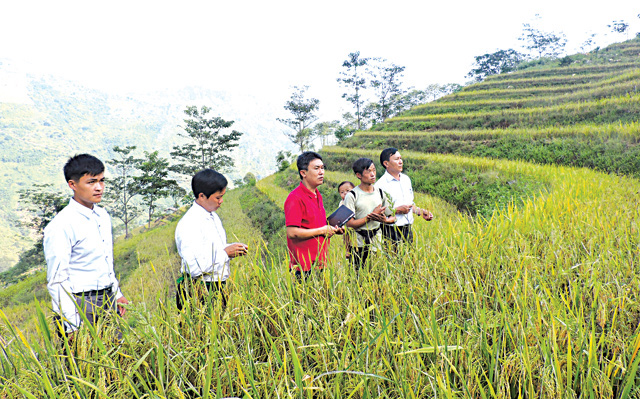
[298,182,319,200]
[67,197,103,219]
[192,201,218,220]
[382,170,403,183]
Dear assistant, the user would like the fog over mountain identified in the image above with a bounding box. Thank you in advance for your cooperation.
[0,58,295,271]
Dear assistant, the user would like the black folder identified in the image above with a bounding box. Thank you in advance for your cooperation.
[327,205,355,227]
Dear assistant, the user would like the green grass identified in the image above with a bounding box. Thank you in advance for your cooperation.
[343,122,640,179]
[378,93,640,131]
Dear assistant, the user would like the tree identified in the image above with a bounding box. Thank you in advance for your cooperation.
[608,20,630,38]
[135,151,177,228]
[334,113,359,143]
[18,184,69,240]
[518,17,567,59]
[170,105,243,176]
[580,33,597,54]
[467,49,525,82]
[5,185,69,279]
[313,120,340,146]
[167,181,188,208]
[337,51,369,130]
[367,59,406,124]
[277,86,320,152]
[276,150,294,172]
[106,145,141,238]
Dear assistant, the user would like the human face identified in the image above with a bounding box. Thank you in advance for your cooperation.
[301,159,325,189]
[357,163,377,185]
[384,151,403,175]
[338,183,354,200]
[197,188,226,212]
[69,173,105,209]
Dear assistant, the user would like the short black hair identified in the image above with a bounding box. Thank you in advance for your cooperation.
[296,151,323,180]
[192,169,228,198]
[64,154,105,182]
[352,158,375,175]
[338,181,355,191]
[380,147,398,169]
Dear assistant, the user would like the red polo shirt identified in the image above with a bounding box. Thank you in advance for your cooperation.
[284,182,329,271]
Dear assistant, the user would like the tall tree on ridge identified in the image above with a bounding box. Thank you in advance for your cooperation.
[106,145,141,238]
[170,105,243,176]
[337,51,369,130]
[467,49,525,82]
[135,151,177,228]
[367,59,406,124]
[277,86,320,152]
[518,15,566,59]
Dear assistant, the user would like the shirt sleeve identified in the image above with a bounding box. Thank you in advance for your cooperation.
[284,195,303,227]
[44,222,80,333]
[344,191,356,214]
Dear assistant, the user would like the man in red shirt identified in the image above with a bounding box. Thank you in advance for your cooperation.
[284,151,343,279]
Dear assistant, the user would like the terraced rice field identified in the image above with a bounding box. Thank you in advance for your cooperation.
[1,38,640,398]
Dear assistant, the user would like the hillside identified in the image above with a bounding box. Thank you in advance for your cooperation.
[1,39,640,397]
[0,61,294,271]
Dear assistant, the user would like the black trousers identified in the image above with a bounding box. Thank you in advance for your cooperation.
[382,224,413,245]
[351,245,371,270]
[176,277,227,311]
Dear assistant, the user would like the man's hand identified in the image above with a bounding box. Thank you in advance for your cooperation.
[116,296,129,317]
[225,243,249,258]
[366,205,387,223]
[420,209,434,221]
[323,225,343,238]
[395,205,412,214]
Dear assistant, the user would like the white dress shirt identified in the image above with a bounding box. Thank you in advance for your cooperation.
[375,171,415,226]
[175,202,230,282]
[44,198,123,332]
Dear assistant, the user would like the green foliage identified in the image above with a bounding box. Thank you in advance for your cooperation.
[519,16,567,59]
[321,147,546,217]
[105,145,141,238]
[18,184,68,239]
[275,150,294,172]
[170,105,243,175]
[238,186,287,254]
[467,48,525,82]
[367,59,406,123]
[277,86,320,152]
[338,51,369,130]
[134,151,177,228]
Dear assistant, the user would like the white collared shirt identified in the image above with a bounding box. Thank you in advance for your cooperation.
[44,198,123,332]
[175,202,230,282]
[375,171,415,226]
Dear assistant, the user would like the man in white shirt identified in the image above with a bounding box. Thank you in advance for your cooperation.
[44,154,129,339]
[174,169,248,310]
[375,148,433,247]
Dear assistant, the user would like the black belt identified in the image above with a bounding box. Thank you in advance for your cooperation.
[74,285,113,296]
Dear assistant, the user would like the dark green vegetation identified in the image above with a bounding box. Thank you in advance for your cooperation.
[322,148,547,217]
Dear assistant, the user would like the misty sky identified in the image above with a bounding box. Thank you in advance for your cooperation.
[1,0,638,119]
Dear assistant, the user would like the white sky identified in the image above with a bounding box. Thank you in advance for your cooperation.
[1,0,638,120]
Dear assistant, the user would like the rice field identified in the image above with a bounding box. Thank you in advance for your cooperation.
[1,37,640,399]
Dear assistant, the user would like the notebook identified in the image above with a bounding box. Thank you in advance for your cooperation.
[327,205,355,227]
